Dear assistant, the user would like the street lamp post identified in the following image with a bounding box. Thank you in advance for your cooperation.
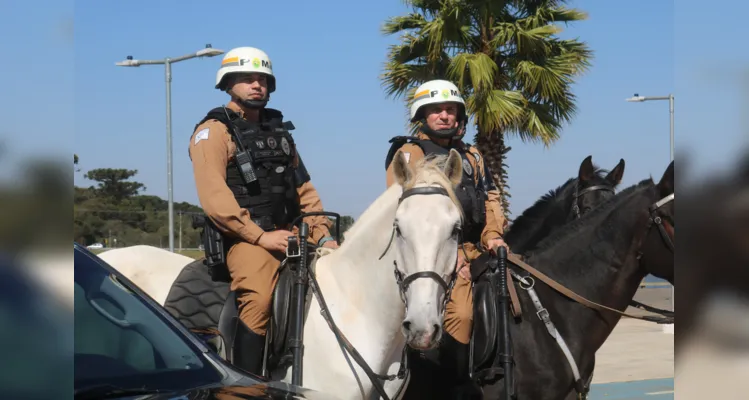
[116,45,224,252]
[625,93,675,312]
[625,93,674,162]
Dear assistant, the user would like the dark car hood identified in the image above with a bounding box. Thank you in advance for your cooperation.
[132,382,336,400]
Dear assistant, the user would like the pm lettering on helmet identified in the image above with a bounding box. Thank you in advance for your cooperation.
[239,58,272,70]
[425,89,461,98]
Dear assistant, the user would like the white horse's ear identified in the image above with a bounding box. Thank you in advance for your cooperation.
[444,149,463,186]
[393,151,413,186]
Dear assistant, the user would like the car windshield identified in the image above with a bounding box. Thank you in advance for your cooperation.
[74,247,221,392]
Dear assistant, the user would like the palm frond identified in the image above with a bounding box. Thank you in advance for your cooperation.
[469,89,527,132]
[386,34,430,65]
[381,13,428,35]
[508,100,563,145]
[515,58,572,103]
[447,52,498,93]
[381,61,447,99]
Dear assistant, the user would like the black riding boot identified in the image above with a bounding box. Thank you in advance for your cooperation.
[440,333,483,399]
[232,321,266,377]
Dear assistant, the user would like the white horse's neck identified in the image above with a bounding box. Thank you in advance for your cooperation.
[317,183,405,324]
[298,184,407,397]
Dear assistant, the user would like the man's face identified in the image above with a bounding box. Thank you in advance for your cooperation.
[228,73,268,101]
[423,103,460,131]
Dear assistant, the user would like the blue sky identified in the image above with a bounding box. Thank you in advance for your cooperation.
[2,0,747,219]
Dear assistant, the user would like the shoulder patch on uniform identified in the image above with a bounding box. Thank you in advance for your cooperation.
[194,128,210,145]
[473,152,481,162]
[462,158,473,175]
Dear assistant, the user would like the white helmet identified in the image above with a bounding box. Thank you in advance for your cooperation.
[215,47,276,93]
[409,79,466,122]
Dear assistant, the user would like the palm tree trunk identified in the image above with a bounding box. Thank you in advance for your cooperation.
[475,130,512,227]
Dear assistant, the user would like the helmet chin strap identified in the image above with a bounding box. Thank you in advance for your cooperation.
[419,119,465,141]
[228,88,268,109]
[239,98,268,109]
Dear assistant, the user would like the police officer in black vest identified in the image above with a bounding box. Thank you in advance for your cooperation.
[189,46,338,375]
[385,79,509,392]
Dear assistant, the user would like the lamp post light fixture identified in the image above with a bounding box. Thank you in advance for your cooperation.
[116,44,225,252]
[625,92,675,314]
[625,93,674,162]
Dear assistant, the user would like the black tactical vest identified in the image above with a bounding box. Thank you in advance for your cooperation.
[385,136,488,244]
[194,107,310,231]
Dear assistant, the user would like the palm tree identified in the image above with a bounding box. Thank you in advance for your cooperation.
[381,0,593,221]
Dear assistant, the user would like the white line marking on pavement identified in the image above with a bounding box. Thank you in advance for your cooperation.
[647,390,674,395]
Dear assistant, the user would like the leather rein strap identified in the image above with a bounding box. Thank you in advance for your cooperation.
[506,253,653,320]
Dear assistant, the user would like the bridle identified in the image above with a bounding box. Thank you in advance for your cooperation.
[636,192,675,259]
[572,180,615,219]
[379,185,459,316]
[300,183,462,400]
[625,191,675,323]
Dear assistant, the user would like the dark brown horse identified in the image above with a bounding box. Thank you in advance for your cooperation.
[503,155,625,255]
[404,161,674,400]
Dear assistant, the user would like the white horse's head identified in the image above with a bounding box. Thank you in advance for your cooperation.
[389,148,464,350]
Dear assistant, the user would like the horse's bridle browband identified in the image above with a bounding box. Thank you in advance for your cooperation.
[572,181,615,219]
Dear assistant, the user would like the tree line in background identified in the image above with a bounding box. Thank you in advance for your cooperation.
[74,155,355,248]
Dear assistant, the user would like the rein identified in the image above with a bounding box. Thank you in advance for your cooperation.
[306,259,406,400]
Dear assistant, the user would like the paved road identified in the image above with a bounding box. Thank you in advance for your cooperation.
[590,378,674,399]
[587,287,674,399]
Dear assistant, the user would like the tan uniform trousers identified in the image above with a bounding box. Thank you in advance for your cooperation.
[443,275,473,344]
[226,241,284,336]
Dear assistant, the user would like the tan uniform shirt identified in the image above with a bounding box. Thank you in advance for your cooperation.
[385,132,505,260]
[189,102,332,245]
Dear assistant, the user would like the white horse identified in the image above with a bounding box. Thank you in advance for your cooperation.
[98,245,194,306]
[102,150,466,400]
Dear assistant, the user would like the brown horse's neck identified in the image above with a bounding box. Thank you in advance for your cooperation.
[570,204,654,354]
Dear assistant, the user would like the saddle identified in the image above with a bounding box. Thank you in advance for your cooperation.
[215,244,319,376]
[469,251,522,382]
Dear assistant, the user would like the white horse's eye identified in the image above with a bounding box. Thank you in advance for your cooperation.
[452,225,461,238]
